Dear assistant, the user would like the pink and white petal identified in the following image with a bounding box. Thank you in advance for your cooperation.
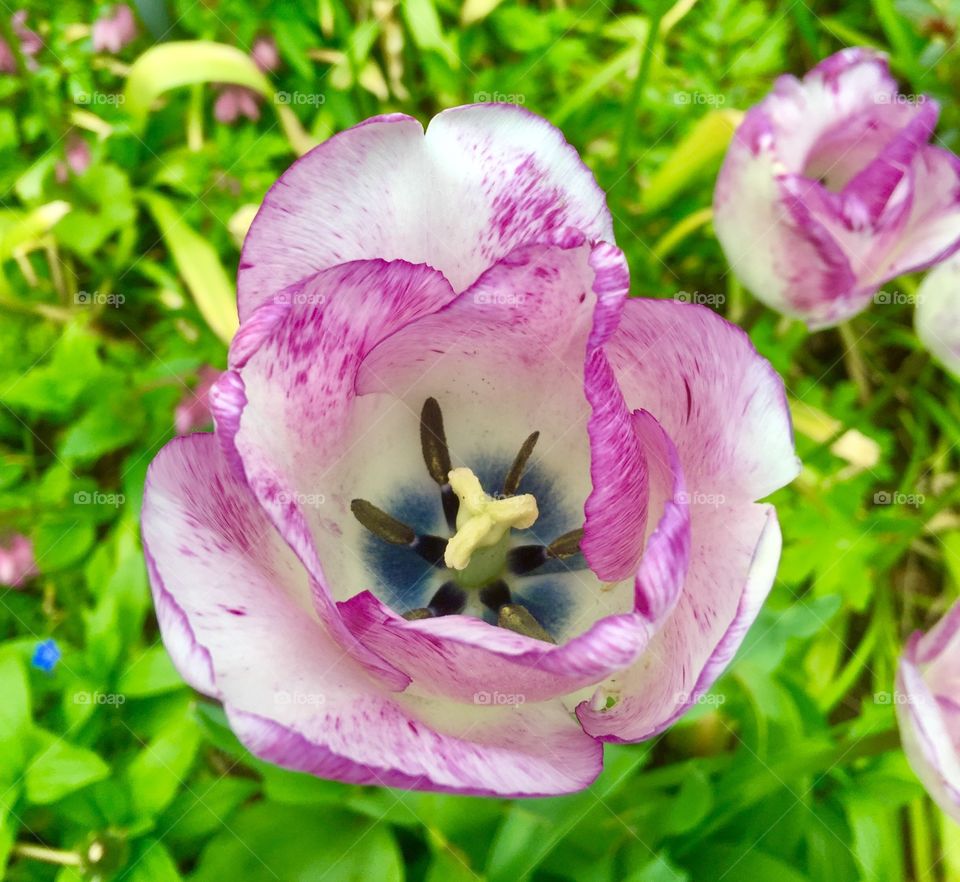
[713,119,857,325]
[760,49,903,175]
[897,639,960,823]
[577,503,782,742]
[221,259,458,682]
[581,245,648,582]
[143,434,408,694]
[915,599,960,700]
[143,434,601,796]
[605,298,799,503]
[339,590,653,704]
[915,254,960,379]
[237,105,613,319]
[228,694,602,797]
[876,146,960,282]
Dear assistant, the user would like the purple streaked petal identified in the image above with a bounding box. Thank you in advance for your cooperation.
[339,590,653,704]
[142,435,600,796]
[897,632,960,823]
[578,504,782,742]
[237,105,613,320]
[606,299,800,503]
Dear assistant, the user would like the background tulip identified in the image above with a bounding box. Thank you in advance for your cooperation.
[714,48,960,328]
[916,254,960,378]
[897,600,960,823]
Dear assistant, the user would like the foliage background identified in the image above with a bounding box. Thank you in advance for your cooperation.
[2,0,960,879]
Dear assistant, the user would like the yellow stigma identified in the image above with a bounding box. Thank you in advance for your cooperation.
[444,467,538,570]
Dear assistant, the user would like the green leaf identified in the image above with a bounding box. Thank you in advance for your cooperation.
[123,41,313,154]
[125,839,183,882]
[193,804,403,882]
[641,109,742,212]
[24,735,110,804]
[117,645,185,698]
[142,192,238,344]
[0,653,31,781]
[124,707,202,819]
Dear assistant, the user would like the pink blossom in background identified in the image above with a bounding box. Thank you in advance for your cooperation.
[896,600,960,823]
[714,48,960,328]
[0,534,38,589]
[174,366,221,435]
[1,11,42,73]
[92,4,138,54]
[251,36,280,73]
[143,105,800,796]
[55,135,92,183]
[214,87,262,124]
[213,36,280,125]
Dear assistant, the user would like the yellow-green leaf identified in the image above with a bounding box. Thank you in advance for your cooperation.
[142,193,238,344]
[123,41,314,155]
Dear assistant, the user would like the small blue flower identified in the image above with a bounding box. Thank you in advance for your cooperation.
[31,639,61,673]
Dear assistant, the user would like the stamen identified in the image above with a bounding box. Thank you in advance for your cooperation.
[420,398,452,484]
[419,398,459,530]
[498,603,556,643]
[403,608,433,620]
[428,581,467,616]
[479,579,511,611]
[503,431,540,495]
[351,499,415,545]
[507,528,584,575]
[547,528,584,560]
[351,498,448,566]
[507,545,548,575]
[402,581,466,620]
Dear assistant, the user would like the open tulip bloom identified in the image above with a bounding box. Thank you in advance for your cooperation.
[897,600,960,823]
[142,105,800,796]
[714,48,960,329]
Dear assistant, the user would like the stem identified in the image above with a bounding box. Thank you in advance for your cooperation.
[616,2,666,177]
[11,843,83,867]
[651,206,712,259]
[838,322,871,403]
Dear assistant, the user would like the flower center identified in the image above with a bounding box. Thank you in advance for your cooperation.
[445,466,538,572]
[350,398,585,643]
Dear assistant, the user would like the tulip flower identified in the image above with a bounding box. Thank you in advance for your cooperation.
[714,48,960,328]
[916,255,960,378]
[142,105,799,795]
[92,5,137,54]
[896,600,960,822]
[0,534,37,588]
